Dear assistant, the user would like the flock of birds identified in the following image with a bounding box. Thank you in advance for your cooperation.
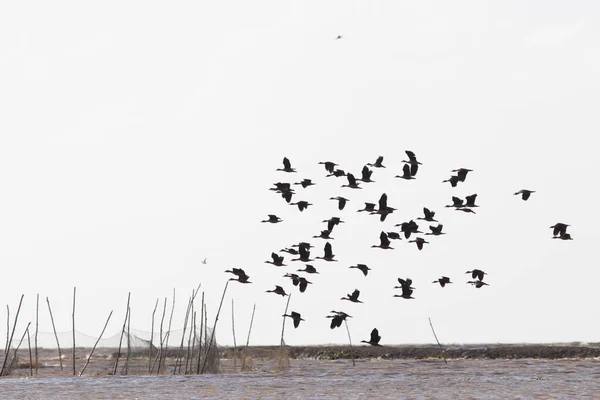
[223,153,572,346]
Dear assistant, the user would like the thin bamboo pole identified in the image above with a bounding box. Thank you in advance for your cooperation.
[231,299,237,372]
[46,297,63,370]
[79,310,113,376]
[174,293,193,375]
[26,326,33,376]
[72,287,76,375]
[1,294,24,376]
[195,293,204,374]
[8,321,31,373]
[4,305,9,355]
[200,280,229,374]
[343,320,355,367]
[428,317,448,364]
[35,294,39,376]
[149,298,158,374]
[241,303,256,371]
[280,294,292,346]
[160,289,176,373]
[151,297,167,374]
[112,292,131,375]
[125,305,131,375]
[185,308,195,374]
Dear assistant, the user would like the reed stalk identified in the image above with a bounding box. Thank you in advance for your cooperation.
[280,294,292,346]
[46,297,63,370]
[201,280,229,374]
[231,298,237,372]
[72,287,76,375]
[26,326,33,376]
[112,292,131,375]
[241,303,256,371]
[343,320,355,367]
[125,305,131,375]
[1,294,24,376]
[149,298,158,374]
[79,310,113,376]
[8,321,31,373]
[428,317,448,364]
[35,294,39,376]
[195,293,204,374]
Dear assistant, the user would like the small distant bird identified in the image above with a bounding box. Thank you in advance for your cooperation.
[367,156,386,168]
[280,248,299,255]
[514,189,535,201]
[456,208,476,214]
[442,175,460,187]
[550,223,569,237]
[323,217,344,232]
[360,165,375,183]
[386,231,402,240]
[446,196,464,208]
[553,232,573,240]
[266,285,288,296]
[201,258,207,265]
[395,163,415,180]
[464,194,479,208]
[467,280,489,288]
[330,196,349,210]
[341,289,363,303]
[371,193,396,222]
[409,237,429,251]
[319,161,338,174]
[452,168,473,182]
[394,286,415,299]
[283,311,305,328]
[316,242,337,261]
[294,179,316,188]
[281,190,293,203]
[371,231,394,250]
[350,264,371,276]
[425,224,446,236]
[291,245,313,262]
[261,214,283,223]
[402,150,422,176]
[298,264,319,274]
[466,269,486,281]
[265,252,286,267]
[313,229,334,240]
[395,220,421,239]
[342,173,362,189]
[432,276,452,287]
[335,35,343,40]
[361,328,382,346]
[297,277,312,293]
[290,200,313,212]
[357,202,377,213]
[327,168,346,178]
[394,278,414,290]
[270,182,293,193]
[225,268,251,284]
[327,311,352,329]
[417,207,438,222]
[277,157,296,173]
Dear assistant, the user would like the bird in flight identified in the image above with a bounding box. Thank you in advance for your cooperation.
[201,258,207,265]
[361,328,382,346]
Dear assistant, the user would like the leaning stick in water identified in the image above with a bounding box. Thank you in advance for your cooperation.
[280,294,292,346]
[241,303,256,371]
[113,292,131,375]
[79,310,113,376]
[46,297,63,370]
[201,280,229,374]
[428,317,448,364]
[1,294,24,376]
[344,320,356,367]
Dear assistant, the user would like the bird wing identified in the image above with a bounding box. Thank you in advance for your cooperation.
[371,328,380,343]
[405,150,416,161]
[347,173,357,186]
[402,163,411,176]
[352,289,360,299]
[283,157,291,170]
[378,193,388,210]
[324,242,333,257]
[410,163,418,176]
[376,156,384,165]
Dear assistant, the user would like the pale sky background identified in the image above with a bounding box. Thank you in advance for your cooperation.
[1,1,599,348]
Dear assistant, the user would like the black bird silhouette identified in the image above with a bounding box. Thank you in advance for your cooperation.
[262,214,283,223]
[283,311,304,328]
[281,190,293,203]
[395,163,415,180]
[265,252,286,267]
[446,196,464,208]
[313,229,334,240]
[466,269,486,281]
[357,202,377,213]
[341,289,363,303]
[371,193,396,222]
[553,232,573,240]
[456,207,476,214]
[468,280,489,288]
[361,328,382,346]
[277,157,296,173]
[402,150,421,176]
[284,273,300,286]
[350,264,371,276]
[335,35,343,40]
[294,179,315,188]
[360,165,375,183]
[371,231,394,249]
[323,217,345,232]
[394,286,415,299]
[291,242,314,249]
[297,277,312,293]
[225,268,251,284]
[395,220,422,239]
[298,264,319,274]
[327,311,352,329]
[266,285,288,296]
[464,194,479,207]
[327,169,346,178]
[280,248,299,255]
[386,231,402,240]
[394,277,414,290]
[452,168,473,182]
[425,224,446,236]
[316,242,337,261]
[514,189,535,201]
[290,200,313,212]
[418,207,438,222]
[550,223,569,237]
[319,161,338,174]
[367,156,386,168]
[270,182,293,193]
[291,244,313,262]
[330,196,349,210]
[442,175,460,187]
[433,276,452,287]
[409,237,429,251]
[342,173,362,189]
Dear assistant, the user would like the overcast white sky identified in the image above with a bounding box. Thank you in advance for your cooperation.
[1,1,599,348]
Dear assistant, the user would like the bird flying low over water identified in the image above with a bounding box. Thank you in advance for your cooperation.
[350,264,371,276]
[225,268,251,284]
[327,311,352,329]
[283,311,305,328]
[330,196,349,210]
[261,214,283,223]
[341,289,363,303]
[266,285,288,296]
[361,328,382,346]
[433,276,452,287]
[277,157,296,173]
[514,189,535,201]
[466,269,487,281]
